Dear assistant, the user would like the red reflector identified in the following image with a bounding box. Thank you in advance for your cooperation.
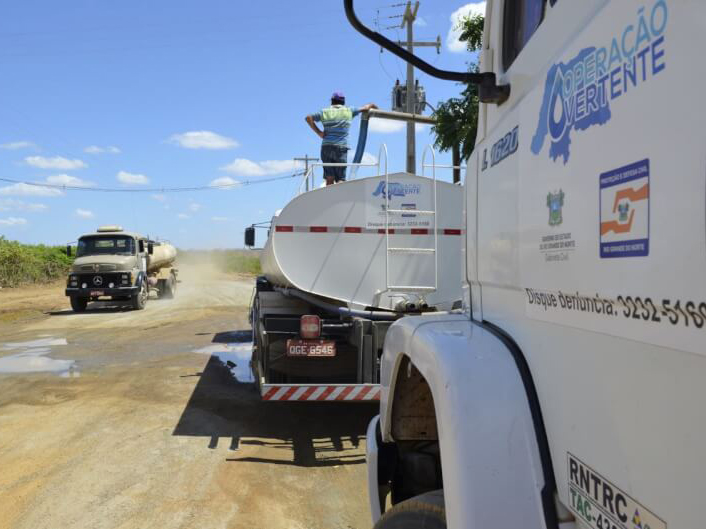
[300,314,321,339]
[444,229,462,235]
[309,226,327,233]
[344,227,362,233]
[411,228,428,235]
[275,225,293,232]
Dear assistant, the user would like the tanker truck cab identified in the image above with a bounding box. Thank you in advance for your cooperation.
[65,226,177,312]
[346,1,705,529]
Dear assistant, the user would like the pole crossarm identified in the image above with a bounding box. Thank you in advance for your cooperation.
[367,108,436,125]
[394,40,440,48]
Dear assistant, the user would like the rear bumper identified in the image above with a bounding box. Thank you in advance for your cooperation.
[65,286,138,297]
[260,383,380,402]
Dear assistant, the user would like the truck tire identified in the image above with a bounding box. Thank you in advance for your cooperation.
[156,279,166,299]
[374,490,445,529]
[250,296,262,394]
[70,296,88,312]
[131,279,148,310]
[164,275,176,299]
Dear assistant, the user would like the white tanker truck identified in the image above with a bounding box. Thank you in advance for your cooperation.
[65,225,177,312]
[247,132,465,402]
[342,1,706,529]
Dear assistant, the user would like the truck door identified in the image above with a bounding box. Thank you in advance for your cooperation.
[476,1,706,528]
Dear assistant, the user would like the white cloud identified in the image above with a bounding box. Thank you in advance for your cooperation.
[220,158,302,177]
[446,2,486,53]
[75,208,94,218]
[414,16,427,27]
[84,145,120,154]
[361,152,378,165]
[151,194,167,202]
[415,123,431,133]
[0,216,27,226]
[0,199,47,212]
[188,203,201,212]
[209,176,241,189]
[117,170,149,185]
[45,174,94,188]
[211,216,228,222]
[168,131,239,150]
[0,183,63,197]
[0,141,36,150]
[177,213,189,219]
[368,118,405,134]
[221,158,261,176]
[25,155,87,170]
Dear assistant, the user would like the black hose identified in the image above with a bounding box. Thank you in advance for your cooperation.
[275,286,399,321]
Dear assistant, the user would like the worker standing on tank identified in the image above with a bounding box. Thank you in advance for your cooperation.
[306,92,377,186]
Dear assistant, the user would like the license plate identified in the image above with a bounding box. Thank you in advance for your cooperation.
[90,291,104,297]
[286,339,336,357]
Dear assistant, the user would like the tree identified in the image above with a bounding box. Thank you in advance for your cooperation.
[431,14,484,160]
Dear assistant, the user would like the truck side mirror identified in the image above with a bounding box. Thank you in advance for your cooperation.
[148,242,154,255]
[244,226,256,247]
[139,240,145,253]
[66,245,72,257]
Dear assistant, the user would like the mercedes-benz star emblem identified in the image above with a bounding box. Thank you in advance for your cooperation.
[93,276,103,286]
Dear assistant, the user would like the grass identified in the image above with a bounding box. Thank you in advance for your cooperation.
[0,237,73,288]
[218,250,262,275]
[178,249,261,276]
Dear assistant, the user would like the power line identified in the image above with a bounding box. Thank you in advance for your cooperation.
[0,172,304,193]
[378,49,395,81]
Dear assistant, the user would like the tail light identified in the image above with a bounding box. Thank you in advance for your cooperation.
[300,315,321,339]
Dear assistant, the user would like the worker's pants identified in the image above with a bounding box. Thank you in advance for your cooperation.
[321,144,348,183]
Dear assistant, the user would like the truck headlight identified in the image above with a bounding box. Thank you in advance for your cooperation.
[69,275,78,287]
[120,273,131,285]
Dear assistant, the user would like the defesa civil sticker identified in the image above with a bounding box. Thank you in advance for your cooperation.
[567,453,666,529]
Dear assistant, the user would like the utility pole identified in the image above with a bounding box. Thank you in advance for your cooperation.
[294,155,319,191]
[398,2,440,174]
[402,2,418,174]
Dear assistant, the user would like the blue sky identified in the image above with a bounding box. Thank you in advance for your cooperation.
[0,0,484,248]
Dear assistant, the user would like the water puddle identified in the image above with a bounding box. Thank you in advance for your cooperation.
[0,336,79,377]
[193,343,254,382]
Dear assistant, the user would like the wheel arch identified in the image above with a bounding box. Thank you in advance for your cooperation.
[389,354,438,441]
[378,314,558,529]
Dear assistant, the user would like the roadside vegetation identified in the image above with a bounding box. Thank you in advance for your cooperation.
[179,249,261,276]
[432,13,484,159]
[0,237,73,288]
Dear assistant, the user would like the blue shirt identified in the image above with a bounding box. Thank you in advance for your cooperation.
[311,105,361,148]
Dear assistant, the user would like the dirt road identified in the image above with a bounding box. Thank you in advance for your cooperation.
[0,263,377,529]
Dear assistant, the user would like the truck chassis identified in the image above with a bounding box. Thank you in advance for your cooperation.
[250,277,392,401]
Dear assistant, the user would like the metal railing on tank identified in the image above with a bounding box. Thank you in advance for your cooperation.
[297,143,389,195]
[421,145,466,184]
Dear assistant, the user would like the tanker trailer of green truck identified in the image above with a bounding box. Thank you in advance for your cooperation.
[65,225,177,312]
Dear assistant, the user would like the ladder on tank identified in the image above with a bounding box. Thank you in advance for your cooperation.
[385,145,438,294]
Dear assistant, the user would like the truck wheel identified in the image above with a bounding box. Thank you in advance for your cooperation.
[131,279,148,310]
[70,296,88,312]
[374,490,445,529]
[164,275,176,299]
[156,279,166,299]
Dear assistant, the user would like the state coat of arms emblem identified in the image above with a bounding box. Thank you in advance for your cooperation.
[546,189,564,226]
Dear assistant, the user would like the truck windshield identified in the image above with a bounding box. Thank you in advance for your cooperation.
[77,236,135,257]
